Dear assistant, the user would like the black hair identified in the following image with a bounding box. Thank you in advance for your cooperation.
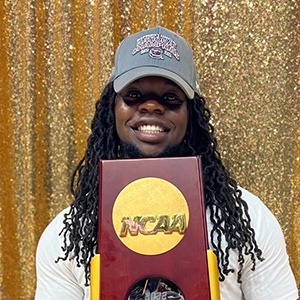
[57,82,263,285]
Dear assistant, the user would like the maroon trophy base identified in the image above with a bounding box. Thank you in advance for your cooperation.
[98,156,211,299]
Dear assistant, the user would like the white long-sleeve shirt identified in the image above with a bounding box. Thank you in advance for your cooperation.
[35,188,298,300]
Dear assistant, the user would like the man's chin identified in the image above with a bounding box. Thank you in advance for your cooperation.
[119,141,187,159]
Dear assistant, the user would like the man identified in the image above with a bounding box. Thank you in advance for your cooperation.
[35,27,298,300]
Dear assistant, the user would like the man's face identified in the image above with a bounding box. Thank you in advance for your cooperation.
[115,76,188,157]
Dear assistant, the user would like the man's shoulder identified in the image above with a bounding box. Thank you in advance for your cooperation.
[238,187,277,222]
[42,207,71,237]
[238,187,262,204]
[36,207,71,257]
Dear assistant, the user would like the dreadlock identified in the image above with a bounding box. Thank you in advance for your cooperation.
[185,94,264,281]
[57,82,263,285]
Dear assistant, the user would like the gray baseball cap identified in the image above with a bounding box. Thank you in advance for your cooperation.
[109,27,200,99]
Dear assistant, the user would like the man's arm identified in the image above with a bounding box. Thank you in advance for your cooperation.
[35,209,87,300]
[240,190,298,300]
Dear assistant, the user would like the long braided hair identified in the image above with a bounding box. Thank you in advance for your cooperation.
[57,82,263,285]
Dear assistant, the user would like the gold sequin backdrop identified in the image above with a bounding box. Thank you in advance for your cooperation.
[0,0,299,299]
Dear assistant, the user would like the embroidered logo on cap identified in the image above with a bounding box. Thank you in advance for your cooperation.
[132,33,180,61]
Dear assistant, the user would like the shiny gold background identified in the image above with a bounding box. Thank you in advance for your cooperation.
[0,0,299,299]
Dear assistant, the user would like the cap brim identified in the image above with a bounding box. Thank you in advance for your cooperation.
[113,67,195,99]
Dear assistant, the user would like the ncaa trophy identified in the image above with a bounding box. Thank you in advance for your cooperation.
[91,156,220,300]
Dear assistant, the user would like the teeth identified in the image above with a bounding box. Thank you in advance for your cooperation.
[138,125,164,134]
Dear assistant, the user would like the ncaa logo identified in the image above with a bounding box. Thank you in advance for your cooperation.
[112,177,189,256]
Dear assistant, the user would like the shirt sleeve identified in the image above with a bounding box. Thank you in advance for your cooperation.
[35,208,88,300]
[240,190,298,300]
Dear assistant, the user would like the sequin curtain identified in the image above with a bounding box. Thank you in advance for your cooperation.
[0,0,299,299]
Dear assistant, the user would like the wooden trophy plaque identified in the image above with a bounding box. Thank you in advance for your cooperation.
[98,156,211,299]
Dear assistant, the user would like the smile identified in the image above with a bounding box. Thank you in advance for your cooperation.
[136,125,168,134]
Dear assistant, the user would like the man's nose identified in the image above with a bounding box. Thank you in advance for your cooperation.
[138,99,165,114]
